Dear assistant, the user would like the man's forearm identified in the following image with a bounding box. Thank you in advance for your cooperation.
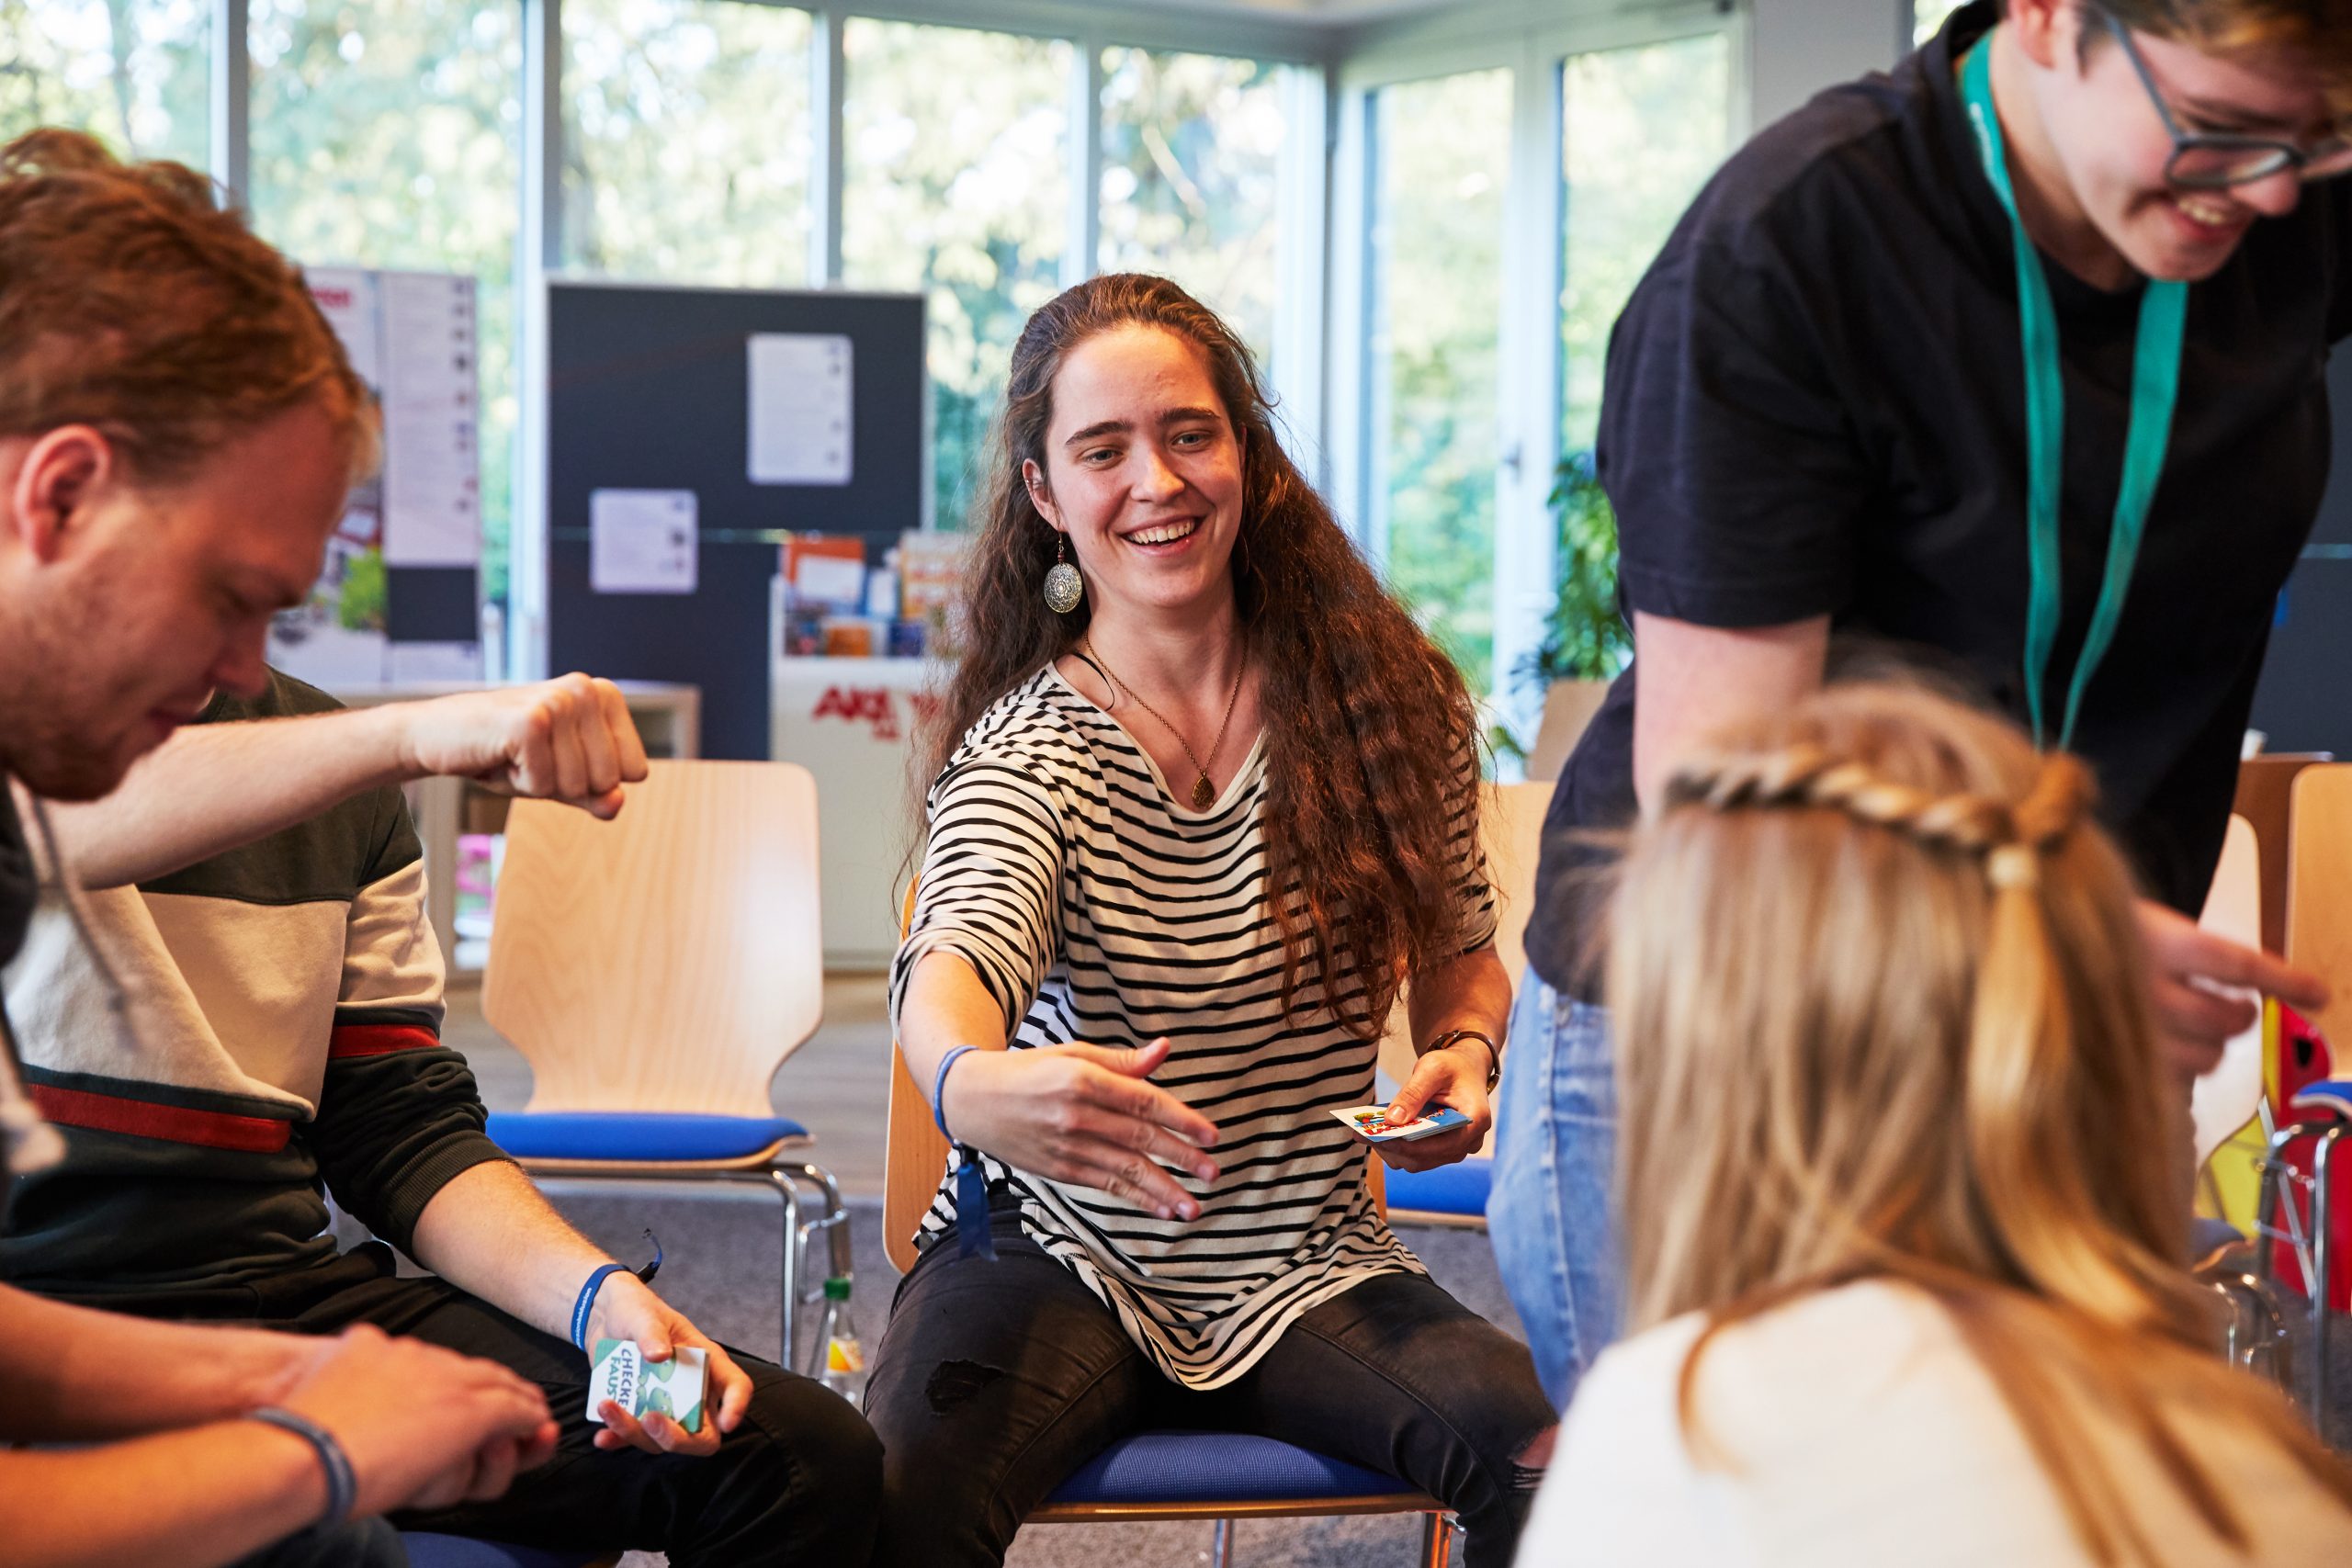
[0,1283,305,1440]
[34,705,414,888]
[0,1422,329,1568]
[408,1160,616,1345]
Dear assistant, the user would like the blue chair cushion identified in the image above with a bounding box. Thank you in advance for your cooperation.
[1384,1156,1491,1219]
[485,1111,808,1162]
[399,1534,603,1568]
[2291,1077,2352,1120]
[1046,1430,1412,1505]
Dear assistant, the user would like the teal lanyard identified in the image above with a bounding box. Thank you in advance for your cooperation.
[1961,39,2189,752]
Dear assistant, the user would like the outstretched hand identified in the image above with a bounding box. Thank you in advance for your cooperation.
[2137,898,2329,1080]
[941,1038,1222,1220]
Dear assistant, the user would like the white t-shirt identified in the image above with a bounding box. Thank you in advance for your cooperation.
[1523,1280,2352,1567]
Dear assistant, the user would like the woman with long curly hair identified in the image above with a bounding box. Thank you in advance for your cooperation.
[869,273,1555,1567]
[1527,681,2352,1565]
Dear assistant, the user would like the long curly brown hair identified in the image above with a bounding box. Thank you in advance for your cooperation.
[918,273,1483,1037]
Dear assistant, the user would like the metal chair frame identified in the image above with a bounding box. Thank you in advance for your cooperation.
[2250,1099,2347,1427]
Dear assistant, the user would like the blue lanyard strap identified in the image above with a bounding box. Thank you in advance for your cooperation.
[1962,37,2189,752]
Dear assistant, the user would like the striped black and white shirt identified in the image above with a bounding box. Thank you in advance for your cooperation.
[891,663,1496,1389]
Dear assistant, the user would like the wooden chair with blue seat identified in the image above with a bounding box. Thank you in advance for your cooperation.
[882,1027,1457,1567]
[480,760,850,1372]
[1378,781,1552,1230]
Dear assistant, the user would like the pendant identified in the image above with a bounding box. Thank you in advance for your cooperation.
[1190,774,1215,810]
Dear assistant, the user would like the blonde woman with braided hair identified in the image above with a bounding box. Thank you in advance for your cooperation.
[1522,682,2352,1567]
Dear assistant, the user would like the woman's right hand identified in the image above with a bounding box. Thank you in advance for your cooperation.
[941,1038,1221,1220]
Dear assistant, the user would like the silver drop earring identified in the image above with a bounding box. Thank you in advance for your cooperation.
[1043,533,1084,615]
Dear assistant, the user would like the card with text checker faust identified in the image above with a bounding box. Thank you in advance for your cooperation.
[1331,1104,1472,1143]
[587,1338,707,1434]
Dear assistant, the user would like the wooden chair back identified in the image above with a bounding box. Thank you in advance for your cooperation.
[483,760,823,1118]
[2192,815,2264,1164]
[2237,753,2332,955]
[2288,764,2352,1046]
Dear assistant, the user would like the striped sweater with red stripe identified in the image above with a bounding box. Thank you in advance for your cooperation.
[0,669,513,1303]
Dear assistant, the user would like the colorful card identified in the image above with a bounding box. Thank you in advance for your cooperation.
[1331,1104,1472,1144]
[586,1339,707,1434]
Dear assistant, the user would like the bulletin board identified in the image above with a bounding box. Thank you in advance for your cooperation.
[544,280,926,760]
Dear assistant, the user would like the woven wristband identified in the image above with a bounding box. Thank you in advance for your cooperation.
[251,1405,358,1532]
[931,1045,997,1262]
[571,1262,628,1350]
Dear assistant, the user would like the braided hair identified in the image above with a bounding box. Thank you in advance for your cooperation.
[1611,680,2352,1564]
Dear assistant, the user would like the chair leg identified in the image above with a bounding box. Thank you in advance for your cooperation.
[783,1159,853,1280]
[1420,1512,1453,1568]
[766,1168,804,1372]
[773,1162,854,1377]
[1209,1518,1234,1568]
[2314,1125,2344,1430]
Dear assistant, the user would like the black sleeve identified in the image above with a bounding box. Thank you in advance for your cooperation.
[2331,180,2352,344]
[309,785,514,1254]
[1597,236,1871,628]
[310,1045,513,1257]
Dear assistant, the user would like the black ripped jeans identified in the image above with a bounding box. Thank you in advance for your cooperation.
[865,1214,1555,1568]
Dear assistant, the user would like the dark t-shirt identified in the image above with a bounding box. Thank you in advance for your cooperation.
[0,784,28,973]
[1531,1,2352,997]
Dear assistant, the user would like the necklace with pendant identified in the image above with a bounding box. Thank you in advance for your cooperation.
[1080,636,1248,811]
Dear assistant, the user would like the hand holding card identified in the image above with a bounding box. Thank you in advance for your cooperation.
[586,1338,707,1435]
[1331,1104,1472,1144]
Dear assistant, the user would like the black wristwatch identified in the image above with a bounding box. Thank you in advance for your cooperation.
[1426,1028,1500,1092]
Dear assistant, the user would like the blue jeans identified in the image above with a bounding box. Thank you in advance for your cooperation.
[1487,968,1621,1412]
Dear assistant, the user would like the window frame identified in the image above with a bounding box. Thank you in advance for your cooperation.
[1329,1,1744,743]
[183,0,1767,690]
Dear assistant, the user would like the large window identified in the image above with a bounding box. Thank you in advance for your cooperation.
[561,0,812,286]
[0,0,208,165]
[841,18,1071,530]
[249,0,522,608]
[1560,33,1733,449]
[1915,0,1968,47]
[1366,69,1512,692]
[1099,48,1287,372]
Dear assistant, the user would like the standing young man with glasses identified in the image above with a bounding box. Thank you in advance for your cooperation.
[1495,0,2352,1412]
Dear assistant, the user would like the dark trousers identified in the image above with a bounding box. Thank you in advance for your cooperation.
[866,1216,1554,1568]
[232,1517,407,1568]
[123,1245,881,1568]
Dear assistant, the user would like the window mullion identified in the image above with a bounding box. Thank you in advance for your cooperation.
[811,6,845,284]
[1065,35,1102,289]
[210,0,249,197]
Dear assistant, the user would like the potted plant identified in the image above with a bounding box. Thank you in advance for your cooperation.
[1516,448,1629,782]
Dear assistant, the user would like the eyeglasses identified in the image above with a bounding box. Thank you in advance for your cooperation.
[2101,10,2352,189]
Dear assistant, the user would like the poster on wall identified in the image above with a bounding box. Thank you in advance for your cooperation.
[747,333,854,485]
[269,267,482,687]
[271,266,393,685]
[382,272,482,568]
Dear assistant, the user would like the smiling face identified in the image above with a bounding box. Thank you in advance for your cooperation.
[1022,323,1248,629]
[2027,6,2336,281]
[0,399,349,799]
